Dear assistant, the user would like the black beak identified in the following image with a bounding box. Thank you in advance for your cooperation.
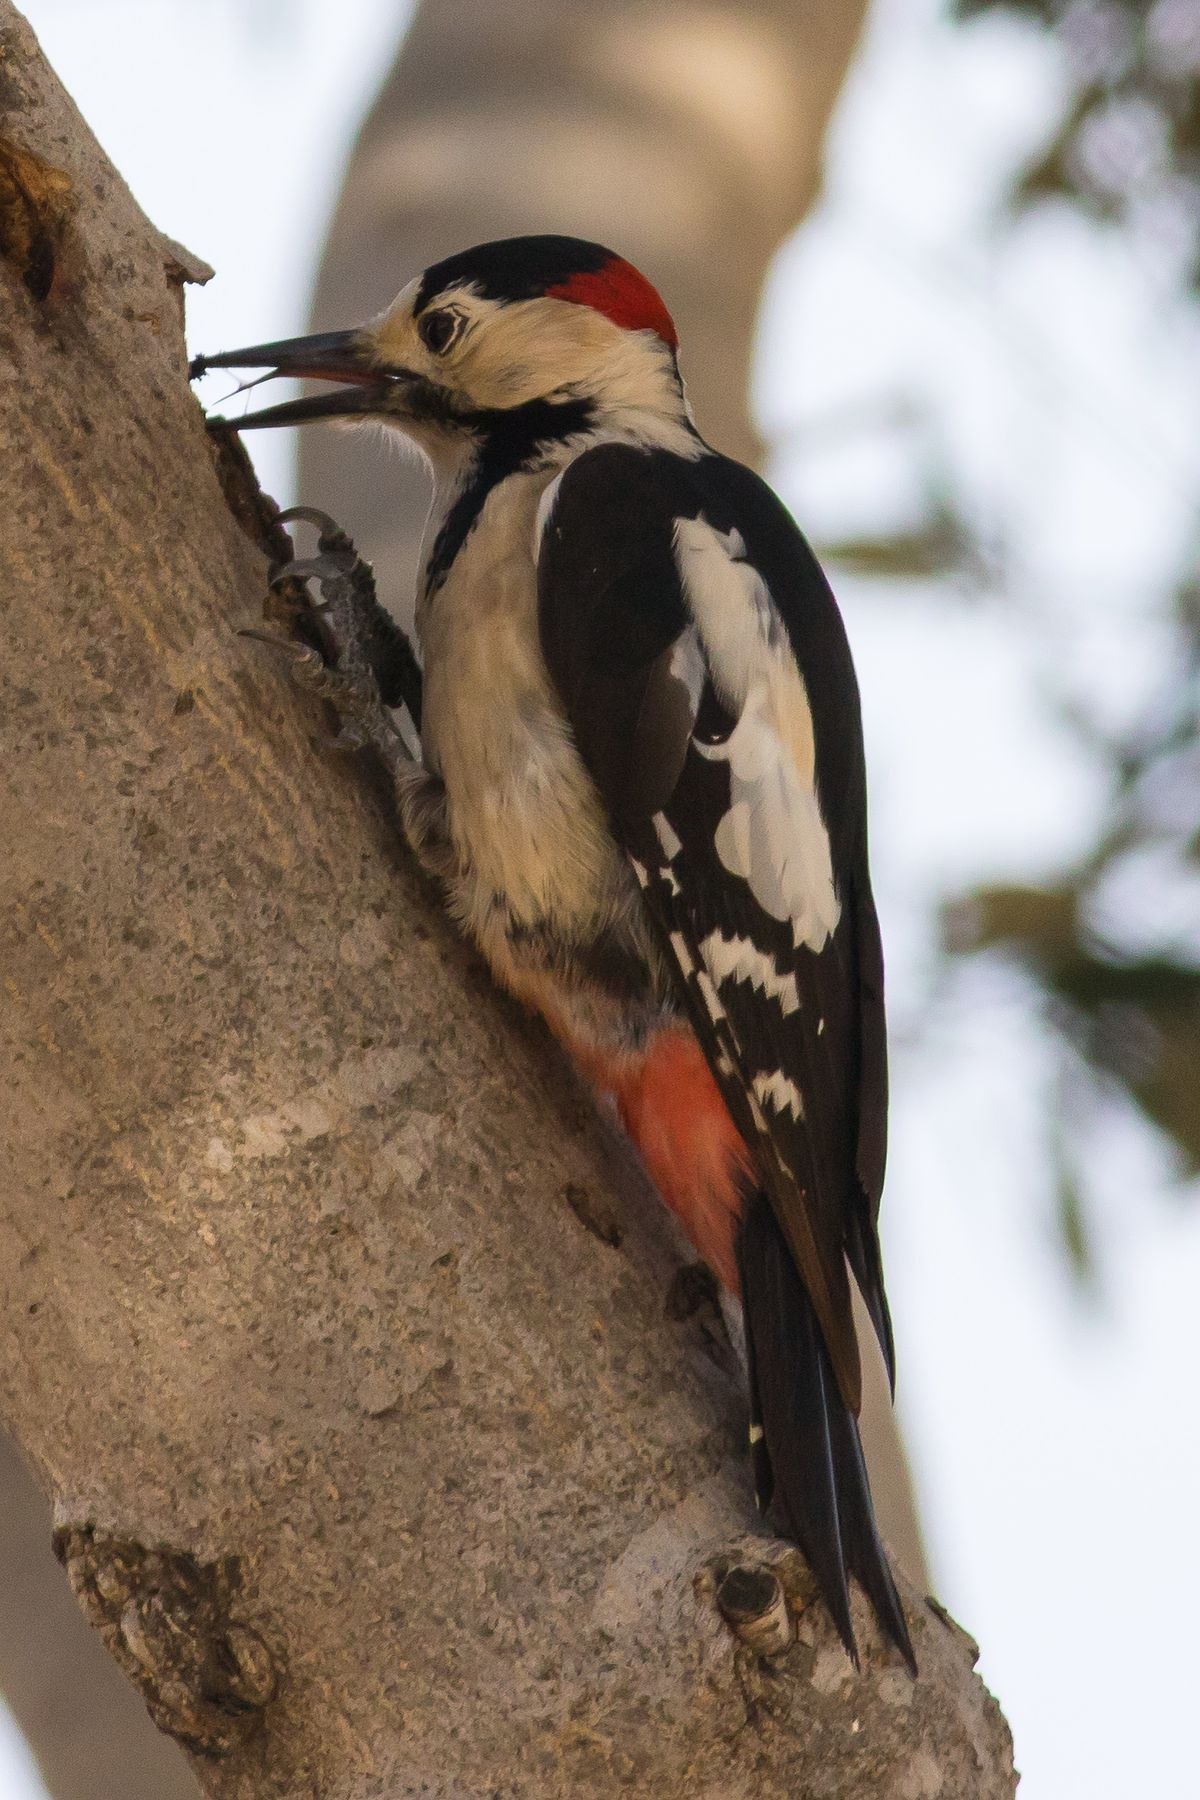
[189,329,397,429]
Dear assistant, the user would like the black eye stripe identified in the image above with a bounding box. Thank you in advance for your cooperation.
[419,309,462,355]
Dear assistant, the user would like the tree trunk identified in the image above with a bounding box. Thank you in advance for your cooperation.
[301,0,928,1586]
[0,6,1014,1795]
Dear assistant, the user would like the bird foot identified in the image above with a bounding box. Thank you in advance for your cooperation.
[240,624,411,776]
[237,508,419,780]
[268,508,382,685]
[275,511,422,730]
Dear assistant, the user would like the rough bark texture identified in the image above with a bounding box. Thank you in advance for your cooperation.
[0,6,1016,1796]
[301,0,928,1587]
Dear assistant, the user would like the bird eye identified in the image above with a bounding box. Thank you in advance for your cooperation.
[419,309,462,356]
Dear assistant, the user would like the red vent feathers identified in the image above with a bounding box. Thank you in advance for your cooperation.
[546,257,678,349]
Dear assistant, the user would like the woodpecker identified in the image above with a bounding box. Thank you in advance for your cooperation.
[194,234,915,1672]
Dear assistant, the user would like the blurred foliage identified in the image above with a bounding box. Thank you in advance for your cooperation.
[944,0,1200,1264]
[821,490,982,582]
[945,883,1200,1164]
[937,562,1200,1261]
[954,0,1200,285]
[815,2,1200,1266]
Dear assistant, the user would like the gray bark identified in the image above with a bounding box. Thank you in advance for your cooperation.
[302,0,928,1586]
[0,6,1014,1795]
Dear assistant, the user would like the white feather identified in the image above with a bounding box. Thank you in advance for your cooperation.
[673,515,840,951]
[695,969,727,1022]
[668,929,695,974]
[696,686,840,951]
[698,929,801,1015]
[533,467,567,554]
[752,1070,806,1122]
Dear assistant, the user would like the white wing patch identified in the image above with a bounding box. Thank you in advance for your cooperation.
[696,686,840,951]
[673,520,783,715]
[698,929,800,1015]
[752,1070,806,1122]
[672,514,840,952]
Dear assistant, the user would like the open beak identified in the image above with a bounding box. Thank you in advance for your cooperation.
[189,329,397,429]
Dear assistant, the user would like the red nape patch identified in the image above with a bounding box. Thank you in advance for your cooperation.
[546,257,678,349]
[579,1029,751,1293]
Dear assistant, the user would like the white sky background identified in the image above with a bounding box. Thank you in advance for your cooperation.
[6,2,1200,1797]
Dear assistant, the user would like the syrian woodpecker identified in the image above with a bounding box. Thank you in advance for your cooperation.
[194,234,915,1672]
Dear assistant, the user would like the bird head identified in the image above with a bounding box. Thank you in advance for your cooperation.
[192,235,684,462]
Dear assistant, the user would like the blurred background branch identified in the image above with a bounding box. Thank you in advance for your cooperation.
[935,0,1200,1269]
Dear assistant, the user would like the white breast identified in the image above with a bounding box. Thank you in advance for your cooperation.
[418,468,624,942]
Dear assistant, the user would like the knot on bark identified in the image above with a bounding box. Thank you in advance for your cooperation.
[715,1563,794,1657]
[52,1523,277,1756]
[697,1544,808,1662]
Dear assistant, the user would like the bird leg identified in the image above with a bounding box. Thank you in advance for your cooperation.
[247,509,456,882]
[268,506,423,726]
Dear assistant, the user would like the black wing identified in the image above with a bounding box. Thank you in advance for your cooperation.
[538,441,912,1669]
[538,443,893,1394]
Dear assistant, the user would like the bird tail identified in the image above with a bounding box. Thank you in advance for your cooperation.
[737,1189,916,1673]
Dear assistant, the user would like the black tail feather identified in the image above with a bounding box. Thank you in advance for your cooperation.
[738,1191,917,1675]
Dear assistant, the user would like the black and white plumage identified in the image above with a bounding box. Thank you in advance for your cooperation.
[194,233,914,1673]
[539,442,908,1664]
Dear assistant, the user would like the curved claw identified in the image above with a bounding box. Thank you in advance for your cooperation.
[320,723,369,752]
[247,507,407,749]
[268,552,357,591]
[276,505,344,539]
[238,627,330,686]
[274,505,358,573]
[238,627,315,660]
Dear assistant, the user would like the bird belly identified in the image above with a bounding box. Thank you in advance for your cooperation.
[428,655,637,982]
[417,488,658,1020]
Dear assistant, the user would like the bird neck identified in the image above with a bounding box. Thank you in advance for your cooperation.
[421,396,596,599]
[418,353,702,602]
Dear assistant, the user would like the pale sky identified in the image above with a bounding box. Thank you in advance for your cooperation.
[7,2,1200,1797]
